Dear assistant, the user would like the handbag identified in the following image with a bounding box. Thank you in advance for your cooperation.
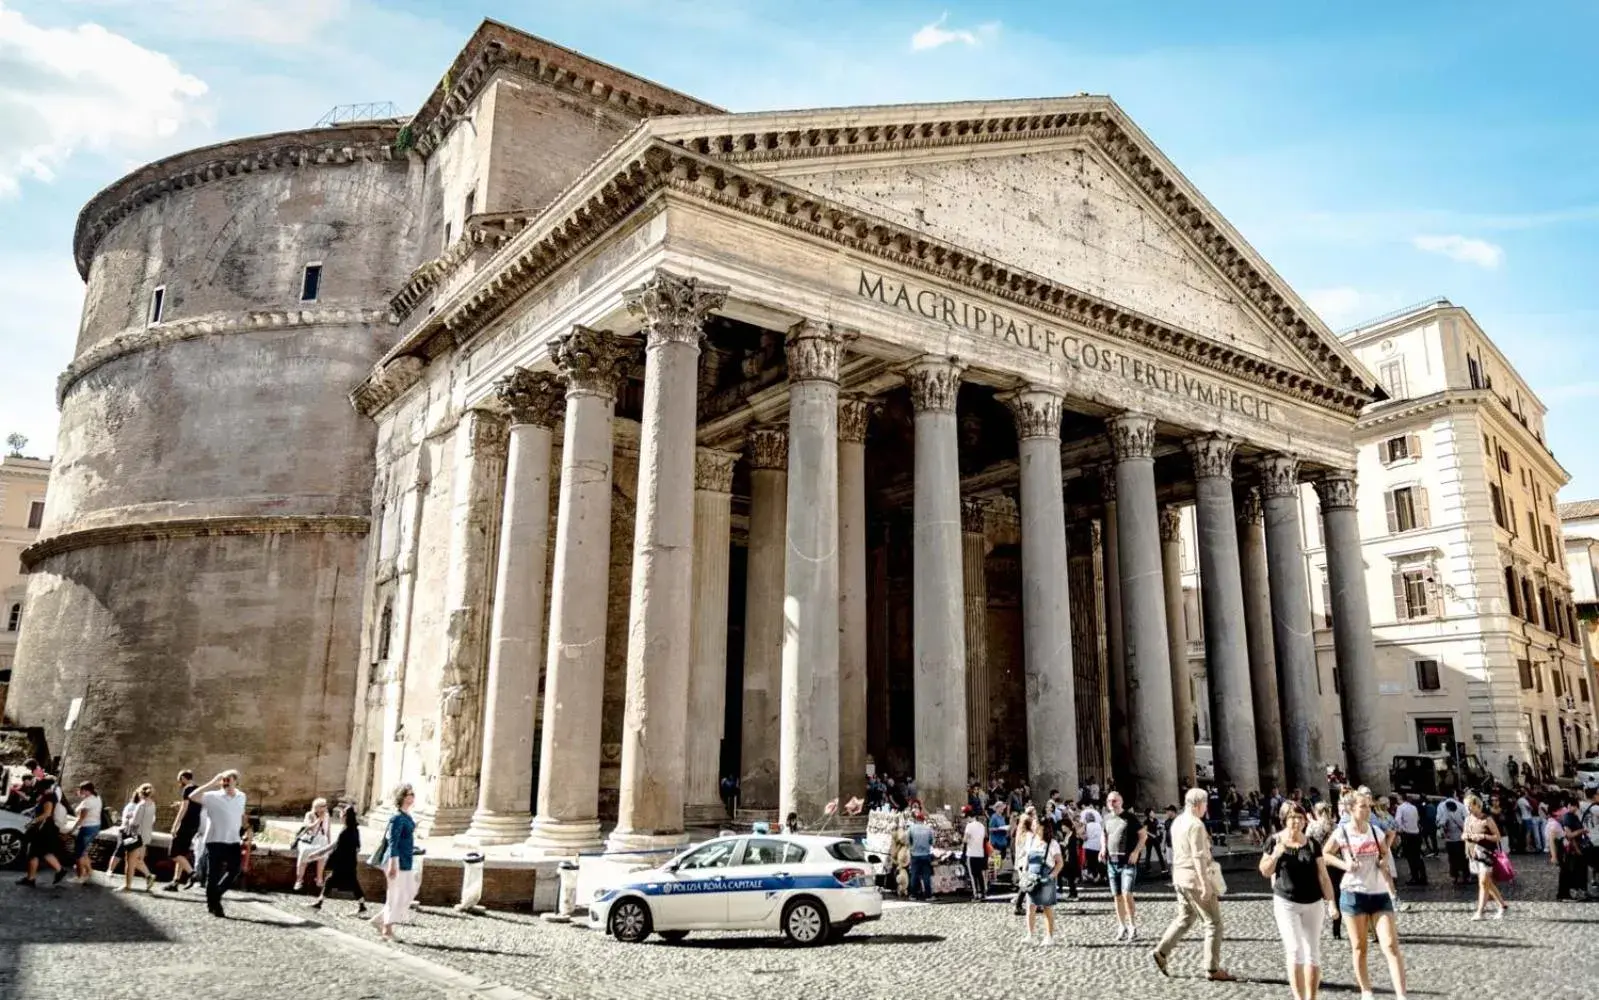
[1490,849,1515,883]
[1206,859,1228,896]
[367,833,390,869]
[119,833,143,850]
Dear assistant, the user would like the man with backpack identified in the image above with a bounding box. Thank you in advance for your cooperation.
[16,776,69,887]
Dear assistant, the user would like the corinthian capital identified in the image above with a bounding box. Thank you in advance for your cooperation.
[694,447,739,493]
[494,369,565,428]
[838,394,876,444]
[1159,504,1184,543]
[785,320,848,383]
[904,356,965,413]
[1105,412,1157,462]
[961,497,988,535]
[747,424,788,471]
[1257,454,1301,499]
[1315,470,1358,511]
[999,386,1064,441]
[623,270,728,348]
[1186,434,1237,481]
[553,326,631,398]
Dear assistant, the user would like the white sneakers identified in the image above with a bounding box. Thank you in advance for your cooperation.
[1041,933,1055,947]
[1114,924,1139,942]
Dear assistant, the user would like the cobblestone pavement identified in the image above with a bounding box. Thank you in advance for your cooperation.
[292,860,1595,1000]
[3,862,1594,1000]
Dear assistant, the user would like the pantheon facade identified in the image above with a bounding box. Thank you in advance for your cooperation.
[10,22,1383,846]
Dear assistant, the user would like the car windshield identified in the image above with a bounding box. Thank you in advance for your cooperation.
[825,841,868,862]
[675,839,739,870]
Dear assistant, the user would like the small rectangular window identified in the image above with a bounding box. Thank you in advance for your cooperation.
[1490,484,1506,529]
[1379,360,1406,398]
[27,501,44,529]
[300,264,322,302]
[1415,659,1441,691]
[464,188,476,221]
[1518,659,1533,690]
[1382,435,1409,463]
[1552,670,1564,699]
[148,285,165,325]
[1499,447,1512,473]
[1582,678,1591,703]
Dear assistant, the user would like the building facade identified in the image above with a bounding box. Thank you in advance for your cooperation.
[1,453,51,716]
[12,21,1387,832]
[1302,301,1586,783]
[1558,500,1599,761]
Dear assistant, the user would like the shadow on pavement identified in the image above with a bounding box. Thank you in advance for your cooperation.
[0,881,174,995]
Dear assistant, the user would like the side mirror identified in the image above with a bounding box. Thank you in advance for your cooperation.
[663,861,681,874]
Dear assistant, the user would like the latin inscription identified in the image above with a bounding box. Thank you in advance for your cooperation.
[857,270,1275,424]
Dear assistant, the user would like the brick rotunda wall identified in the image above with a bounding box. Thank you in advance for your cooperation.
[7,124,420,810]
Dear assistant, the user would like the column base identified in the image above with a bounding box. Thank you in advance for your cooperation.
[458,809,534,847]
[684,802,735,827]
[414,804,474,839]
[524,816,604,858]
[603,828,688,866]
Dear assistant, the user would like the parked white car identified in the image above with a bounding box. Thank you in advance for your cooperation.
[589,833,882,946]
[0,808,27,868]
[1577,756,1599,791]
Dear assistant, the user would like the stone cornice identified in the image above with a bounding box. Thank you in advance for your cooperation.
[370,139,1372,418]
[406,20,721,160]
[74,124,403,280]
[1358,387,1570,485]
[654,99,1375,402]
[389,214,540,322]
[21,514,369,569]
[62,308,390,406]
[350,356,426,418]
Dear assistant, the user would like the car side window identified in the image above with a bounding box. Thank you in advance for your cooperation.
[677,839,739,870]
[783,843,808,864]
[742,838,790,866]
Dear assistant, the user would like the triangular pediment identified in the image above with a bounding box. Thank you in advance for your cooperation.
[649,98,1375,398]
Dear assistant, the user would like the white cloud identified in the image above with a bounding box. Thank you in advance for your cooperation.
[64,0,352,47]
[911,12,1000,51]
[1411,233,1505,269]
[0,1,209,197]
[1303,287,1375,327]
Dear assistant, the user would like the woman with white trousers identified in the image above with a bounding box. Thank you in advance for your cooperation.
[1260,802,1336,1000]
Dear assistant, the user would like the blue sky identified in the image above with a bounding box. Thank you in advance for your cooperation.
[3,1,1597,494]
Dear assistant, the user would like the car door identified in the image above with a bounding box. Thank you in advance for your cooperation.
[653,838,741,928]
[726,838,808,927]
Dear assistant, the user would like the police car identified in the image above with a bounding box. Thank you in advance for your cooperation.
[589,833,882,945]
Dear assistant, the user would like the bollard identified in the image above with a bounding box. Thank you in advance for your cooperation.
[541,859,581,924]
[456,851,485,912]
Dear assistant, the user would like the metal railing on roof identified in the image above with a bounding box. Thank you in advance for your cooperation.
[1338,296,1452,335]
[314,102,407,127]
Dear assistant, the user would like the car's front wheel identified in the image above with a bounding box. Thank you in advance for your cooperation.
[607,898,653,943]
[0,830,20,868]
[781,897,830,946]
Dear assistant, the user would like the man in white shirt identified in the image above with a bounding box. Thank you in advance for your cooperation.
[1394,794,1427,886]
[1516,793,1541,853]
[188,770,248,917]
[961,807,988,901]
[1151,787,1235,981]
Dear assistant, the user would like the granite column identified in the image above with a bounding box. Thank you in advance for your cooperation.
[1160,504,1196,789]
[907,356,968,814]
[1107,413,1178,808]
[1004,387,1078,797]
[837,396,872,799]
[1099,466,1131,793]
[526,327,629,855]
[464,370,564,845]
[740,425,787,809]
[1260,455,1322,791]
[685,447,739,819]
[1318,471,1385,788]
[1238,488,1285,793]
[961,499,991,784]
[608,272,727,858]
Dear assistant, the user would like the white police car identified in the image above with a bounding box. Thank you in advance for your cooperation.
[589,833,882,945]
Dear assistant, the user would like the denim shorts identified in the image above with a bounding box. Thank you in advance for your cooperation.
[1339,890,1394,916]
[73,825,101,860]
[1106,859,1138,896]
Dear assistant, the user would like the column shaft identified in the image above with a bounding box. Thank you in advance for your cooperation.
[527,327,627,855]
[1188,435,1259,795]
[1261,457,1321,791]
[908,357,968,813]
[837,397,872,799]
[1238,489,1285,793]
[961,500,991,783]
[1108,414,1178,808]
[1099,470,1131,792]
[609,272,726,857]
[685,448,737,815]
[740,427,787,809]
[1318,472,1385,788]
[1160,505,1196,789]
[1007,388,1078,797]
[426,407,509,837]
[465,372,564,844]
[779,322,843,822]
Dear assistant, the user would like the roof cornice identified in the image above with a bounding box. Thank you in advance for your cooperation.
[359,139,1369,420]
[645,97,1377,400]
[1357,387,1569,483]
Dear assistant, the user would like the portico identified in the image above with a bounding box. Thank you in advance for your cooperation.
[348,95,1384,847]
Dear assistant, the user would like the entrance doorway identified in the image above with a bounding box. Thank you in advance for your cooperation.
[1415,718,1455,753]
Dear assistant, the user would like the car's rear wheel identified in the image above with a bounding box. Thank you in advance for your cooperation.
[657,930,690,943]
[781,897,830,946]
[0,830,20,868]
[608,898,652,943]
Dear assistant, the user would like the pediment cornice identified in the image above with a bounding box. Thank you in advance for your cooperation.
[364,138,1371,419]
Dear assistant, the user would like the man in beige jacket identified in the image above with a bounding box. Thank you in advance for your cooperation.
[1150,786,1236,981]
